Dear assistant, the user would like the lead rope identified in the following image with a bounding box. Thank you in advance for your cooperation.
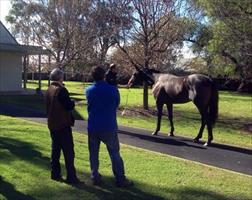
[121,88,130,116]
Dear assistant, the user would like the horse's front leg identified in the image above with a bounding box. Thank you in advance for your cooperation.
[152,102,163,136]
[167,103,174,136]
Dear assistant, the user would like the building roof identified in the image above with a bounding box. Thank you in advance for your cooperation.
[0,43,25,53]
[0,21,18,45]
[0,21,50,55]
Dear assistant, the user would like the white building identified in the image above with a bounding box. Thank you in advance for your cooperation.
[0,21,24,91]
[0,21,50,92]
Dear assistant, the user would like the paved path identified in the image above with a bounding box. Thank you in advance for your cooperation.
[1,104,252,176]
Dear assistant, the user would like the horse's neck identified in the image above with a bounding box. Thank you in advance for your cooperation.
[152,73,162,82]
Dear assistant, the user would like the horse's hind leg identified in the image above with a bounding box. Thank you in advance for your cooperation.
[193,115,207,143]
[204,120,213,146]
[152,102,163,136]
[167,103,174,136]
[193,102,207,143]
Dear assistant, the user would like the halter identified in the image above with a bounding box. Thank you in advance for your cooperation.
[135,66,155,85]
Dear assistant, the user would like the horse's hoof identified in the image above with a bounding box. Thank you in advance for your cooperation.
[169,133,174,137]
[204,140,212,146]
[152,132,158,136]
[203,142,208,146]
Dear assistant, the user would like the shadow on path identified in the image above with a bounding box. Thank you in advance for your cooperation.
[118,130,206,150]
[179,138,252,155]
[119,126,252,155]
[0,103,84,120]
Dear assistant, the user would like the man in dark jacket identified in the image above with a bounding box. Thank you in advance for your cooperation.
[86,65,133,187]
[105,63,117,86]
[45,68,80,184]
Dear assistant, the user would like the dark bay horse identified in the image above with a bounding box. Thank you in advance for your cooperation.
[128,68,219,146]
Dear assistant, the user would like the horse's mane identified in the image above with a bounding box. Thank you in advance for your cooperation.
[149,68,161,73]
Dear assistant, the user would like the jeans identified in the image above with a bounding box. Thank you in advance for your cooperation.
[88,131,125,183]
[50,127,77,180]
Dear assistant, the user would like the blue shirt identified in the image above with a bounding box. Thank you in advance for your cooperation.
[86,81,120,134]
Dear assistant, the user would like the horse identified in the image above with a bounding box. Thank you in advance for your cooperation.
[127,67,219,146]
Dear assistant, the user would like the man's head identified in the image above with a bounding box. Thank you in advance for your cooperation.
[91,65,105,81]
[50,68,64,82]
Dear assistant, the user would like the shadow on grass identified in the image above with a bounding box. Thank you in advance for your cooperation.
[0,136,242,200]
[0,176,36,200]
[0,136,50,169]
[165,187,231,200]
[44,173,232,200]
[0,136,163,200]
[70,174,165,200]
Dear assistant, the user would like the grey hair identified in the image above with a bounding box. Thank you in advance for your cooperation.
[50,68,64,81]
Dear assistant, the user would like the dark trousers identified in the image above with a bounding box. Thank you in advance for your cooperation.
[88,132,125,184]
[50,127,77,180]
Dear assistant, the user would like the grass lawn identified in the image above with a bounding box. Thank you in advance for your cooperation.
[0,80,251,148]
[0,115,251,200]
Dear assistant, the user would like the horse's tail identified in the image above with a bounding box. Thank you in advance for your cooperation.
[208,82,219,125]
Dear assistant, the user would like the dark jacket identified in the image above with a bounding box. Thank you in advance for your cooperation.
[105,69,117,86]
[45,82,75,131]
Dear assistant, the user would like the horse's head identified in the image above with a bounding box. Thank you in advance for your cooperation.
[127,67,158,87]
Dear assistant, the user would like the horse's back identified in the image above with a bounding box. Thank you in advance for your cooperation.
[152,73,190,103]
[187,74,212,86]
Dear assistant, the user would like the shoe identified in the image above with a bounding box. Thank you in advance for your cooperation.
[65,177,82,185]
[92,177,102,186]
[91,174,102,186]
[116,178,134,188]
[51,176,64,182]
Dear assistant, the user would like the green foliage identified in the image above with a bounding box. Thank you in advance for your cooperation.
[210,55,236,77]
[189,0,252,79]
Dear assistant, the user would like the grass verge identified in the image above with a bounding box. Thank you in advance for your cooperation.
[0,115,252,200]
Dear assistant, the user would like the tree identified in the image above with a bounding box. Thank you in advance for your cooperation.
[87,0,132,64]
[116,0,189,109]
[6,0,93,69]
[188,0,252,87]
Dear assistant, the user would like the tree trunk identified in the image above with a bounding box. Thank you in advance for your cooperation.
[143,81,149,110]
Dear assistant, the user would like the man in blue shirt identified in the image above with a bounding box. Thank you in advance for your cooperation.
[86,66,133,187]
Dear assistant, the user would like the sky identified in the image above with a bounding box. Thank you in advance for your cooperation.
[0,0,11,28]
